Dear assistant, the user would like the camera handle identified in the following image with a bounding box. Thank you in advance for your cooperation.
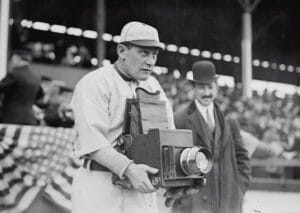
[114,134,133,154]
[148,173,161,188]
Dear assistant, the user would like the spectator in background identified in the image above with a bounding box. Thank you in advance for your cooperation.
[77,43,92,68]
[35,79,74,127]
[0,48,42,125]
[61,45,78,66]
[43,84,74,127]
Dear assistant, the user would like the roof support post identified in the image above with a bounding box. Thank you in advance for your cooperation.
[96,0,106,67]
[241,11,252,98]
[238,0,261,98]
[0,0,11,80]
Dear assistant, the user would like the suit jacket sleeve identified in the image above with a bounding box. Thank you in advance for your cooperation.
[0,73,15,92]
[228,117,251,193]
[174,110,184,129]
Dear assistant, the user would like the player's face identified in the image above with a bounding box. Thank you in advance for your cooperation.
[122,45,159,81]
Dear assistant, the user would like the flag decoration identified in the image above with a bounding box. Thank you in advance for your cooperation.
[0,124,79,213]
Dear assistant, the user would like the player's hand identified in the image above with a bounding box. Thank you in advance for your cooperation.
[125,163,159,193]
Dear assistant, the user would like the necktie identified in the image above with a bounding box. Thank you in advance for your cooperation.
[206,109,214,132]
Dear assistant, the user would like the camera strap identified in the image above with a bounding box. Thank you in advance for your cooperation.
[114,134,133,154]
[111,134,135,189]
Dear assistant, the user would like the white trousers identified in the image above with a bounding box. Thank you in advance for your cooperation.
[72,167,161,213]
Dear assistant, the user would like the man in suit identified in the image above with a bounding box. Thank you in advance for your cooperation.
[0,49,41,125]
[174,60,251,213]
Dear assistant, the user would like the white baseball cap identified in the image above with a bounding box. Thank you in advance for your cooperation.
[119,21,164,50]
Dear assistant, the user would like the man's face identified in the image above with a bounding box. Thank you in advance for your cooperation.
[120,44,159,81]
[8,54,29,71]
[193,81,218,107]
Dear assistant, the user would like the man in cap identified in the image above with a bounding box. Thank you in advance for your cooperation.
[174,60,251,213]
[71,21,176,213]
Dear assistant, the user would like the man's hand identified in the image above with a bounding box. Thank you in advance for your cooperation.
[125,163,159,193]
[163,178,206,207]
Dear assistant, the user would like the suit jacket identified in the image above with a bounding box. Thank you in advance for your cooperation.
[175,101,251,213]
[0,65,41,125]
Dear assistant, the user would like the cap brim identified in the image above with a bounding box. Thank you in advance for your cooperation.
[127,40,164,50]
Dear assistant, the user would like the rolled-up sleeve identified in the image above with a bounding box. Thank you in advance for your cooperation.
[71,75,111,156]
[70,74,133,177]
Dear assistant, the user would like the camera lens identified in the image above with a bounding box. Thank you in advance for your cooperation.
[196,152,209,171]
[180,146,212,175]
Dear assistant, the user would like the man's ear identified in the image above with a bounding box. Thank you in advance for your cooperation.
[215,81,219,92]
[117,44,127,60]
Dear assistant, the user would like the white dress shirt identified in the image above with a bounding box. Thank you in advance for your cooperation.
[195,99,215,129]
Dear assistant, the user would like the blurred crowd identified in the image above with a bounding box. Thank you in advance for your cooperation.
[27,41,94,68]
[157,74,300,159]
[33,76,74,128]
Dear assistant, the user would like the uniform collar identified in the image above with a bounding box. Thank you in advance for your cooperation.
[113,63,135,82]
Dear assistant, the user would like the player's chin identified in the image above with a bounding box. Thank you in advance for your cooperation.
[138,71,151,80]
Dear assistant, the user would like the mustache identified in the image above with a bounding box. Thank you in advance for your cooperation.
[201,95,213,99]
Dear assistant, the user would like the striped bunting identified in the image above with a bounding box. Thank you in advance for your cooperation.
[0,124,80,212]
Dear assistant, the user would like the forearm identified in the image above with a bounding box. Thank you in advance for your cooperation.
[231,126,251,189]
[90,146,133,178]
[235,135,251,186]
[237,153,251,189]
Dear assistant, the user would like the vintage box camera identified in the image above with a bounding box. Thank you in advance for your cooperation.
[126,128,212,188]
[122,88,212,188]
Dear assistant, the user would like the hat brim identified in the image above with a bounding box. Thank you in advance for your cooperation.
[126,40,164,50]
[189,76,219,84]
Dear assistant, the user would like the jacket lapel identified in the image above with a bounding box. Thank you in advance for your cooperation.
[213,109,222,159]
[187,102,213,152]
[214,104,230,154]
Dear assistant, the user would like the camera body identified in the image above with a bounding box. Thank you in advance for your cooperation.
[122,88,212,188]
[127,128,212,187]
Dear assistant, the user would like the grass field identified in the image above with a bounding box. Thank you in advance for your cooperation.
[243,190,300,213]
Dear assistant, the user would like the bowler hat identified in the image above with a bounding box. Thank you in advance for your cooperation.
[119,21,164,50]
[190,60,218,84]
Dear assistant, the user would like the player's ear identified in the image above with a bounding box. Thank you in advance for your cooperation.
[117,43,128,60]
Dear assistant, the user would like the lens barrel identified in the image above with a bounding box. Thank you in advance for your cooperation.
[180,146,212,175]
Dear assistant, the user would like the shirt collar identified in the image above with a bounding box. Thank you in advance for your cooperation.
[195,100,214,120]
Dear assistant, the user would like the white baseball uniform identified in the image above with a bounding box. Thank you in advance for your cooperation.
[70,64,174,213]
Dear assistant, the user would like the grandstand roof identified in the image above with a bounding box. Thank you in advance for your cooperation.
[12,0,300,85]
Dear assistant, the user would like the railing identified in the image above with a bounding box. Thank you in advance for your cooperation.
[250,158,300,192]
